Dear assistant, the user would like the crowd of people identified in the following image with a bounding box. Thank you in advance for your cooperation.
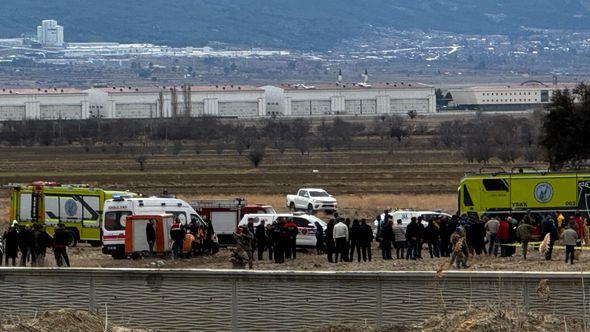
[230,210,590,269]
[0,221,71,267]
[163,217,218,259]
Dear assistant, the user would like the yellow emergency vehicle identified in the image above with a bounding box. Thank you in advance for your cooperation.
[458,168,590,218]
[9,182,136,246]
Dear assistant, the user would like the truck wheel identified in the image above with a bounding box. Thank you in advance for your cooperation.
[67,228,79,247]
[307,204,314,214]
[289,202,296,211]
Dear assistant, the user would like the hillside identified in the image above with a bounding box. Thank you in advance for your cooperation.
[2,0,590,49]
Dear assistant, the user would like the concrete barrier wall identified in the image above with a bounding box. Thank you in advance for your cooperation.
[0,268,589,331]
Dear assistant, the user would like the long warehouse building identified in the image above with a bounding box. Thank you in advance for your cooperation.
[0,82,435,121]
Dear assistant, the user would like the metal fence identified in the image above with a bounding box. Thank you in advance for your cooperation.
[0,268,589,331]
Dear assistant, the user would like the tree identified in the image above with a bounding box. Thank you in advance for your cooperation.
[248,143,266,168]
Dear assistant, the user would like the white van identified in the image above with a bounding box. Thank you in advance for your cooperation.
[238,213,326,247]
[101,196,204,258]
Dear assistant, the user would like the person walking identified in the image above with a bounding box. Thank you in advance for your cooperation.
[349,219,362,262]
[53,223,71,267]
[284,218,299,259]
[146,219,156,256]
[255,220,267,260]
[314,221,325,255]
[333,219,349,263]
[517,217,534,260]
[381,219,394,260]
[325,219,335,263]
[392,219,406,259]
[484,215,500,256]
[561,222,579,265]
[360,219,373,262]
[3,224,18,266]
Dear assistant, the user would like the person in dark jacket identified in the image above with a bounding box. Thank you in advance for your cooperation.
[273,219,287,264]
[542,217,559,260]
[360,218,373,262]
[284,218,299,259]
[314,221,325,255]
[349,219,363,262]
[381,219,394,260]
[18,225,36,267]
[424,219,441,258]
[3,225,18,266]
[204,218,215,254]
[266,223,274,260]
[53,223,71,267]
[325,219,335,263]
[170,218,185,259]
[255,220,267,260]
[247,218,256,254]
[406,217,419,260]
[33,224,53,266]
[416,217,425,259]
[146,219,156,256]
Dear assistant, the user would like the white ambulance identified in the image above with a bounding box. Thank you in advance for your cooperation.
[101,196,204,258]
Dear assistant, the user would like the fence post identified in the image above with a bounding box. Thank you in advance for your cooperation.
[232,279,238,332]
[88,276,96,313]
[376,277,383,326]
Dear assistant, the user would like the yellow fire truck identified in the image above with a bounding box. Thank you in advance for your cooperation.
[458,168,590,218]
[9,182,136,246]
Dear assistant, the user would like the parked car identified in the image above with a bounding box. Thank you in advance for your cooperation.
[239,213,326,247]
[286,188,337,213]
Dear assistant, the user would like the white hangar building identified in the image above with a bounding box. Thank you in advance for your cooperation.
[263,82,436,116]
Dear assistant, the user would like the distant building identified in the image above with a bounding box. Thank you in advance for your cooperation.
[37,20,64,47]
[448,81,579,111]
[263,82,436,117]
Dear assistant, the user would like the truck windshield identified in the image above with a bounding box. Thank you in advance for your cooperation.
[309,191,329,197]
[104,211,132,231]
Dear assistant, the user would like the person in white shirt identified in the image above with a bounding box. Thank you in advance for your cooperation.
[333,219,349,262]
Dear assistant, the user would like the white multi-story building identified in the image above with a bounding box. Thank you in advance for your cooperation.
[263,82,436,116]
[448,82,578,111]
[37,20,64,47]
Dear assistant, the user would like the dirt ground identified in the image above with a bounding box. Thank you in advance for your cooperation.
[0,309,145,332]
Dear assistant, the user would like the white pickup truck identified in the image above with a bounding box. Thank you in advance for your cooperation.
[287,188,337,213]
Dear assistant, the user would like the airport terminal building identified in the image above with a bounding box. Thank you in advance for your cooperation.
[0,82,436,121]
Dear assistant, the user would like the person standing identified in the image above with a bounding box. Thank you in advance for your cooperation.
[406,217,419,260]
[381,219,394,260]
[424,219,441,258]
[497,217,509,257]
[170,218,184,259]
[146,219,156,256]
[204,218,215,254]
[450,227,469,269]
[18,225,35,267]
[255,220,267,260]
[272,220,285,264]
[416,217,425,259]
[266,223,275,261]
[284,218,299,260]
[392,219,406,259]
[484,216,500,256]
[517,217,534,260]
[53,223,71,267]
[325,219,335,263]
[349,219,362,262]
[314,221,325,255]
[333,219,349,263]
[561,222,579,265]
[542,217,559,260]
[3,224,18,266]
[0,231,4,266]
[33,224,53,266]
[235,224,254,269]
[359,219,373,262]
